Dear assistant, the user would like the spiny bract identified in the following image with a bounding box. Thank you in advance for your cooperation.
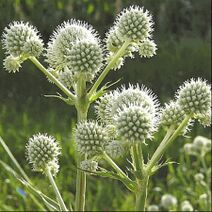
[26,133,61,175]
[2,21,43,57]
[76,121,109,157]
[114,105,155,142]
[176,78,211,117]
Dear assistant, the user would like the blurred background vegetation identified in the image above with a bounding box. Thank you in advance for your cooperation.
[0,0,211,211]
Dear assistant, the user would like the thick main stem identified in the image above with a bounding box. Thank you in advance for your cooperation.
[46,167,69,211]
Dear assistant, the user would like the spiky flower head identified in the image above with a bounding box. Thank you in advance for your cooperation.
[181,201,193,212]
[159,101,185,127]
[161,194,177,209]
[26,133,60,175]
[139,39,157,58]
[2,21,43,57]
[3,55,22,73]
[111,84,159,118]
[76,121,109,157]
[57,68,74,89]
[196,109,211,127]
[193,136,211,154]
[147,205,159,211]
[67,39,103,81]
[183,143,197,155]
[80,160,98,172]
[115,6,153,42]
[176,78,211,117]
[105,141,125,159]
[194,173,204,182]
[114,105,155,142]
[46,19,102,78]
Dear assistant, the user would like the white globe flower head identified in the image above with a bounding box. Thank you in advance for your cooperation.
[194,173,204,182]
[161,194,177,209]
[3,55,22,73]
[139,39,157,58]
[111,84,160,118]
[2,21,43,57]
[183,143,197,156]
[147,205,159,211]
[196,109,211,127]
[181,201,193,211]
[57,67,74,89]
[26,133,61,175]
[115,6,153,42]
[176,78,211,118]
[46,19,100,72]
[114,105,156,143]
[193,136,211,154]
[160,101,185,128]
[76,121,110,157]
[105,140,125,159]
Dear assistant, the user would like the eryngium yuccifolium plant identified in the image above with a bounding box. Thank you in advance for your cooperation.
[115,6,153,42]
[159,101,185,127]
[180,201,193,211]
[2,21,43,58]
[161,194,178,209]
[76,121,109,157]
[26,133,60,175]
[176,78,211,117]
[114,105,155,142]
[138,39,157,58]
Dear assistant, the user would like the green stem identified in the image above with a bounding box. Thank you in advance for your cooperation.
[46,167,69,211]
[30,57,76,100]
[135,176,149,211]
[88,40,131,97]
[75,76,89,211]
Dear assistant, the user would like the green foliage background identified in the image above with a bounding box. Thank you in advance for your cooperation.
[0,0,211,211]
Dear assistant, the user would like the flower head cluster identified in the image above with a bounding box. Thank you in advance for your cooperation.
[26,133,60,175]
[105,140,125,159]
[176,78,211,118]
[2,22,43,72]
[105,6,156,70]
[46,19,103,83]
[147,205,159,211]
[180,201,193,211]
[95,84,159,145]
[183,136,211,156]
[76,121,109,157]
[80,160,98,172]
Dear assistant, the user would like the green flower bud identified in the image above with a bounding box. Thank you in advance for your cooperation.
[147,205,159,211]
[115,105,155,142]
[3,55,22,73]
[115,6,153,42]
[139,39,157,58]
[2,21,43,57]
[105,141,125,159]
[76,121,109,157]
[177,78,211,117]
[67,39,103,81]
[160,101,185,127]
[80,160,98,172]
[161,194,177,209]
[181,201,193,211]
[26,133,61,175]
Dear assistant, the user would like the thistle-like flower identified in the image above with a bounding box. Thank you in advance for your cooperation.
[80,160,98,172]
[139,39,157,58]
[194,173,204,182]
[67,39,103,81]
[2,21,43,58]
[161,194,177,209]
[111,84,159,118]
[159,101,185,127]
[115,6,153,42]
[147,205,159,211]
[46,19,103,82]
[114,105,155,142]
[76,121,109,157]
[57,68,74,89]
[26,133,61,175]
[180,201,193,212]
[3,55,22,73]
[176,78,211,117]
